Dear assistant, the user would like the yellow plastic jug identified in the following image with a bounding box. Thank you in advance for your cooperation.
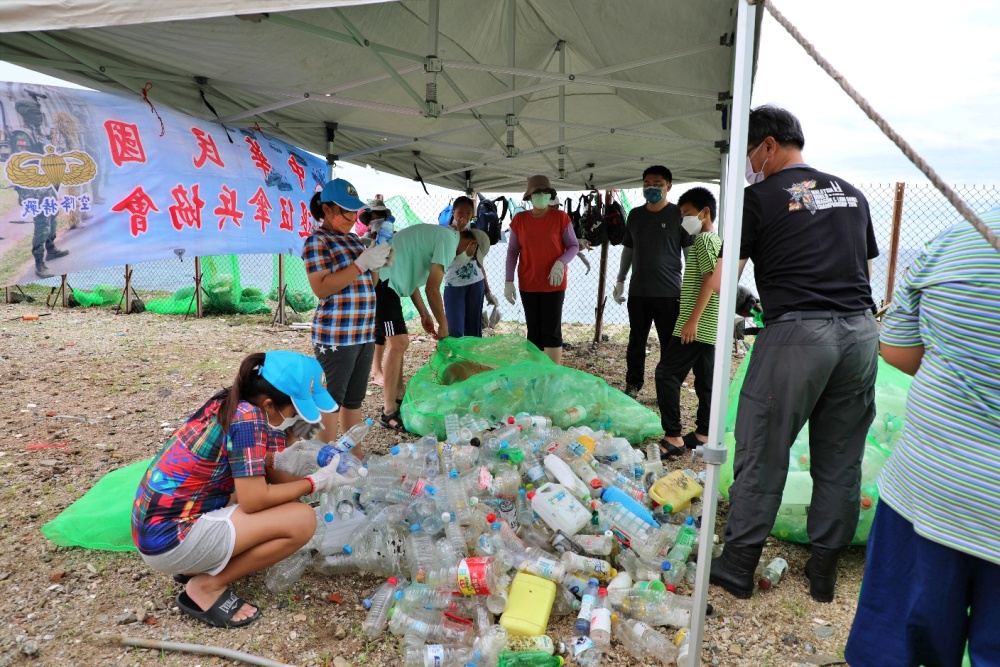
[648,469,703,512]
[499,571,556,636]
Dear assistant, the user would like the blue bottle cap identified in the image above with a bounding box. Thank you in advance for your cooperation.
[491,522,501,530]
[518,488,526,497]
[362,598,372,609]
[425,485,436,496]
[662,562,671,571]
[343,545,353,555]
[686,516,695,526]
[449,470,459,479]
[365,418,375,426]
[588,578,599,585]
[324,512,334,522]
[391,446,400,455]
[410,523,421,532]
[394,590,404,600]
[500,441,508,449]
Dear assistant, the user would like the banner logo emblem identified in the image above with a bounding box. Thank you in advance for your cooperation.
[5,145,97,192]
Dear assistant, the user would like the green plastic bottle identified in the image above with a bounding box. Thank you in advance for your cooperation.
[497,651,565,667]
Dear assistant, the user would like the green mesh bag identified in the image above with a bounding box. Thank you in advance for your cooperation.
[270,254,319,313]
[400,335,662,444]
[71,283,120,307]
[41,458,151,551]
[718,346,914,545]
[147,255,270,315]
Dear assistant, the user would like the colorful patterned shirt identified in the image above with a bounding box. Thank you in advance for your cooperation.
[302,226,376,347]
[131,397,285,555]
[877,212,1000,566]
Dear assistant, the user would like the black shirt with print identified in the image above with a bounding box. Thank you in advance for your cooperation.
[740,166,878,322]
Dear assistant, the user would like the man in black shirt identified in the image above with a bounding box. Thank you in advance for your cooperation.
[711,105,879,603]
[614,165,692,403]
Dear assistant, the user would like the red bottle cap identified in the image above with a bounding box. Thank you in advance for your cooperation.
[598,587,608,596]
[486,513,497,523]
[590,479,603,489]
[387,576,398,585]
[666,584,676,593]
[506,416,515,424]
[527,492,535,500]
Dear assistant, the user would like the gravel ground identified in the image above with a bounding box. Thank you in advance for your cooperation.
[0,303,858,666]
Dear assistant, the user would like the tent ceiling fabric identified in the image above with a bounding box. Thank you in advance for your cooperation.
[0,0,757,192]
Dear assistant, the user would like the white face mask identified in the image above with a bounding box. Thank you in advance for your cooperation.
[681,215,703,236]
[530,192,552,210]
[269,411,300,432]
[454,251,473,266]
[745,144,767,184]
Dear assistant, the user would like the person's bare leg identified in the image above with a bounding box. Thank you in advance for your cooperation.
[185,503,314,622]
[339,407,363,458]
[318,410,340,443]
[382,334,409,418]
[371,344,385,386]
[544,346,562,365]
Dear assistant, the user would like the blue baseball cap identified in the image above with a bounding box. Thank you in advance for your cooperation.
[320,178,365,211]
[259,351,337,423]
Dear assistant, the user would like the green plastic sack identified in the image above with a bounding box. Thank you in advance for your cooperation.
[718,346,914,545]
[147,255,270,315]
[400,335,663,444]
[270,254,319,313]
[71,283,120,308]
[41,458,151,551]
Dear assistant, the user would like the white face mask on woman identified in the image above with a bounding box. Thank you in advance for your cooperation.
[454,251,474,266]
[268,409,300,432]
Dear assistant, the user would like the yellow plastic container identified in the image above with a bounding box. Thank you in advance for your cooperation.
[499,572,556,636]
[649,469,703,512]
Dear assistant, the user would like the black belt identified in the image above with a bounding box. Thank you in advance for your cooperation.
[768,310,870,324]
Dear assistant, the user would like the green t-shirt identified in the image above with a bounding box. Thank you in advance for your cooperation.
[380,224,459,297]
[674,231,722,345]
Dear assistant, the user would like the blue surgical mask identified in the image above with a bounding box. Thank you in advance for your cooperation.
[643,187,664,204]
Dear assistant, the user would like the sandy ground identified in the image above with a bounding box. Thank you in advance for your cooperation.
[0,302,860,666]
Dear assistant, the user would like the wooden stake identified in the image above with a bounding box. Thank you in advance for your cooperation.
[884,182,905,305]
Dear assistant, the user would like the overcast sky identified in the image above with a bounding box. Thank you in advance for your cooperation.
[1,0,995,198]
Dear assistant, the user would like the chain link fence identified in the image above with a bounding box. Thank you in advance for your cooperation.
[7,183,998,342]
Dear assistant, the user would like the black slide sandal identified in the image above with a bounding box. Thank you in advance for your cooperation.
[658,439,685,460]
[176,588,261,629]
[173,574,193,584]
[379,410,408,433]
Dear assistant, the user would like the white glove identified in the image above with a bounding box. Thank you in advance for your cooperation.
[273,441,316,476]
[358,235,375,248]
[306,455,360,494]
[613,281,626,304]
[382,245,395,268]
[504,281,517,305]
[354,242,392,273]
[548,260,565,287]
[485,291,498,307]
[289,418,322,441]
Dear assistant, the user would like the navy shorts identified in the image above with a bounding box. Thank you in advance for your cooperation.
[845,500,1000,667]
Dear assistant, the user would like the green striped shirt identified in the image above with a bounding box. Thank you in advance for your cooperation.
[674,231,722,344]
[878,211,1000,565]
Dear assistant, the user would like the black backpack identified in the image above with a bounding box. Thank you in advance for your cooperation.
[474,194,508,245]
[575,193,607,246]
[604,194,626,245]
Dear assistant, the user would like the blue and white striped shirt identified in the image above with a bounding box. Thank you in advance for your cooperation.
[878,209,1000,565]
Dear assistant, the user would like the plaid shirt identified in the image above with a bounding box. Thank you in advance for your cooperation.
[131,397,284,555]
[302,227,376,347]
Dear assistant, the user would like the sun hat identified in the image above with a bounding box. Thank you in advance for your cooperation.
[523,174,556,200]
[259,351,337,423]
[359,198,391,225]
[319,178,366,211]
[468,228,491,263]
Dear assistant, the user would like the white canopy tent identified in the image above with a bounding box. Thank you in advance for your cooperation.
[0,1,762,663]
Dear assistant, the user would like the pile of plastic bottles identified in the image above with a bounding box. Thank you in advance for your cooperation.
[269,412,753,667]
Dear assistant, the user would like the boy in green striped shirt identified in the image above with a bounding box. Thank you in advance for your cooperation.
[655,187,722,458]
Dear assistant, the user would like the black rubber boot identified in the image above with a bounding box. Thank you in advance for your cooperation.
[709,543,763,599]
[34,256,52,279]
[45,242,69,260]
[805,546,843,603]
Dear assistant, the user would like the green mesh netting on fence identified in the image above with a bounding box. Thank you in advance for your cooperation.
[400,335,663,444]
[270,254,318,313]
[718,346,914,545]
[41,458,151,551]
[146,255,270,315]
[71,283,121,308]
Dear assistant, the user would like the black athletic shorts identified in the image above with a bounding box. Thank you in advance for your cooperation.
[520,290,565,350]
[375,278,408,344]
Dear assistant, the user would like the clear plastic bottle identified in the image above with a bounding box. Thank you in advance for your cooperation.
[560,552,615,580]
[574,578,600,635]
[596,502,672,561]
[374,216,394,245]
[574,531,615,557]
[442,511,470,559]
[758,557,788,590]
[441,469,472,522]
[388,603,475,645]
[519,546,567,583]
[404,523,437,580]
[664,517,697,584]
[361,576,405,637]
[593,463,647,504]
[329,417,375,454]
[473,624,509,667]
[586,587,610,647]
[264,549,310,592]
[542,454,593,503]
[503,635,565,655]
[402,644,471,667]
[615,589,693,628]
[417,556,510,599]
[612,615,679,665]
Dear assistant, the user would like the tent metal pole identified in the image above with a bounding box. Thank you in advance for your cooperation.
[686,1,758,666]
[268,14,426,63]
[505,0,517,158]
[425,0,441,116]
[558,40,566,180]
[27,32,145,96]
[438,70,511,153]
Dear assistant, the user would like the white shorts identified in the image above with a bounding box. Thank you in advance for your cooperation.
[140,505,238,577]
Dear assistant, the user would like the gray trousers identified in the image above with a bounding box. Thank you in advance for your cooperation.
[724,310,879,550]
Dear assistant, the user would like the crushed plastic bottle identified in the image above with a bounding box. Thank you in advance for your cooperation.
[362,576,406,637]
[611,615,679,665]
[758,557,788,590]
